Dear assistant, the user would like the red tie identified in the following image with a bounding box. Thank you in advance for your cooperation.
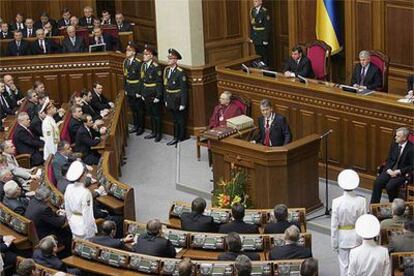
[264,118,270,146]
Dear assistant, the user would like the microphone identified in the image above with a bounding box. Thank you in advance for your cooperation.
[241,64,250,74]
[297,75,308,84]
[320,129,333,139]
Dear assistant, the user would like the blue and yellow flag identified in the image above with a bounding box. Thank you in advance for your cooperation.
[316,0,343,54]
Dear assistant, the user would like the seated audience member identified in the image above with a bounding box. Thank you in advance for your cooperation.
[62,26,85,53]
[264,204,300,234]
[69,104,84,142]
[33,80,46,96]
[14,258,35,276]
[388,220,414,253]
[209,91,243,128]
[351,50,382,91]
[69,16,79,28]
[34,12,57,31]
[0,81,14,116]
[283,45,314,78]
[90,82,113,113]
[31,29,58,55]
[92,18,102,30]
[407,74,413,95]
[380,198,408,229]
[0,235,17,272]
[52,141,75,186]
[2,180,29,215]
[219,203,259,234]
[79,6,95,28]
[234,255,252,276]
[180,197,218,232]
[10,13,25,31]
[177,258,193,276]
[218,232,260,261]
[254,99,292,147]
[89,26,115,51]
[101,10,115,25]
[57,8,71,29]
[43,21,59,37]
[0,169,16,201]
[22,18,35,38]
[30,109,46,138]
[75,114,105,165]
[6,30,30,56]
[14,112,45,166]
[348,214,390,275]
[268,225,312,260]
[371,127,413,203]
[4,74,24,108]
[25,89,39,119]
[89,220,134,250]
[80,89,104,120]
[115,12,132,32]
[132,219,176,258]
[300,258,318,276]
[0,22,12,39]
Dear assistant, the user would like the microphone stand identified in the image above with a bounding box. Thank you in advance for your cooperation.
[308,129,333,221]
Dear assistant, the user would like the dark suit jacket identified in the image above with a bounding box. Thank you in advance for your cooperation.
[218,251,260,261]
[13,124,44,166]
[89,33,115,51]
[57,18,71,29]
[29,114,43,138]
[282,56,314,78]
[384,141,414,175]
[264,220,300,234]
[180,212,219,232]
[408,74,414,91]
[268,243,312,260]
[255,113,292,147]
[33,19,57,31]
[0,32,13,39]
[62,36,86,53]
[79,17,95,28]
[22,28,36,38]
[388,232,414,253]
[2,196,29,215]
[351,63,382,91]
[30,38,59,55]
[0,94,14,115]
[6,40,30,56]
[82,102,102,121]
[132,233,176,258]
[218,220,259,234]
[51,152,73,185]
[117,22,132,32]
[24,198,66,239]
[89,235,127,250]
[26,101,39,120]
[32,249,66,271]
[10,22,25,31]
[69,116,83,143]
[75,125,101,164]
[90,91,111,113]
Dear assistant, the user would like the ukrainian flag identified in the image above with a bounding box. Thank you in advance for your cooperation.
[316,0,343,54]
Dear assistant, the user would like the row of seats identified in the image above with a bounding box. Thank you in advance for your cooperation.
[369,201,414,221]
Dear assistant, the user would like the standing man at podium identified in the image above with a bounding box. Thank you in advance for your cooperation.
[254,99,292,147]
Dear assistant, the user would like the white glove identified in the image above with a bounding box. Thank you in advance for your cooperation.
[179,105,185,111]
[153,98,160,103]
[263,41,268,45]
[136,94,141,98]
[165,102,168,107]
[109,102,115,108]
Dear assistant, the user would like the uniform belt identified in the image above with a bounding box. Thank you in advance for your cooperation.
[72,212,83,216]
[253,27,265,31]
[144,83,156,87]
[126,80,139,84]
[166,89,181,93]
[338,225,355,230]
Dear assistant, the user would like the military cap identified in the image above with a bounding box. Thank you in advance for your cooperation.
[144,44,157,56]
[66,160,85,182]
[168,48,182,60]
[355,214,380,239]
[337,169,359,190]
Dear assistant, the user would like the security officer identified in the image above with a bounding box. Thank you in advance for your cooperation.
[250,0,271,65]
[163,48,188,146]
[141,45,163,142]
[331,169,366,276]
[123,42,144,135]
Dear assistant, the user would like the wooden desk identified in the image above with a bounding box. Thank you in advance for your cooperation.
[216,57,414,189]
[182,249,267,261]
[63,256,141,276]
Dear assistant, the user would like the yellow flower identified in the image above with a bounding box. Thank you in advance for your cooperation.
[231,195,241,206]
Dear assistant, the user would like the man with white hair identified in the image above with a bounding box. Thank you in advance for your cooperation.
[348,214,391,276]
[208,91,243,129]
[62,25,85,53]
[351,50,382,90]
[64,161,97,239]
[331,169,366,276]
[380,198,408,229]
[2,180,29,215]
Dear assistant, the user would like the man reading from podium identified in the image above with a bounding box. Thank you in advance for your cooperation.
[209,91,243,128]
[254,99,292,147]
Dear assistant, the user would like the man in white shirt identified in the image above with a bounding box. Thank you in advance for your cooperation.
[331,169,366,276]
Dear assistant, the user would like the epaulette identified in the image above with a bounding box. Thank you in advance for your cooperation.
[153,62,159,67]
[177,67,183,72]
[135,57,141,62]
[262,7,267,11]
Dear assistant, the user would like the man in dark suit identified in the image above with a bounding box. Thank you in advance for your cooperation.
[33,12,57,31]
[218,232,260,261]
[101,10,115,26]
[0,81,14,116]
[89,27,115,51]
[68,105,84,142]
[371,127,414,203]
[408,74,414,92]
[79,6,95,28]
[43,22,59,37]
[388,220,414,253]
[57,8,71,29]
[283,45,314,78]
[115,12,132,32]
[62,25,85,53]
[14,112,45,166]
[0,22,13,39]
[31,29,58,55]
[0,234,17,273]
[30,111,45,138]
[10,13,25,31]
[351,50,382,91]
[219,203,259,234]
[3,74,24,109]
[90,82,113,113]
[254,99,292,147]
[180,197,218,232]
[2,180,29,215]
[132,219,176,258]
[22,18,36,38]
[90,220,134,250]
[81,90,102,121]
[268,225,312,260]
[75,114,104,165]
[264,204,300,234]
[25,89,39,120]
[6,30,30,56]
[51,141,75,186]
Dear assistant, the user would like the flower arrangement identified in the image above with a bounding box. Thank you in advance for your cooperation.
[212,166,252,208]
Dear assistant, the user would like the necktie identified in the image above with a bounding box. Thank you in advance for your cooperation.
[264,118,270,146]
[360,66,366,85]
[40,40,46,53]
[16,41,20,48]
[28,29,31,37]
[392,145,403,170]
[71,37,76,46]
[1,95,9,109]
[144,63,148,72]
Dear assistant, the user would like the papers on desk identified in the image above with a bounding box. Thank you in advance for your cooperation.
[397,98,414,104]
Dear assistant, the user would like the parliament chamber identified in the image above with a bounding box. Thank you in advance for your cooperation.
[0,0,413,276]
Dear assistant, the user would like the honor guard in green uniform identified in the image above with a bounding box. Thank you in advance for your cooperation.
[164,48,188,146]
[141,45,163,142]
[123,42,144,135]
[250,0,271,65]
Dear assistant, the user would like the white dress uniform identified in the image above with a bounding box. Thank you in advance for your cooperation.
[64,182,97,239]
[42,115,60,160]
[331,191,366,276]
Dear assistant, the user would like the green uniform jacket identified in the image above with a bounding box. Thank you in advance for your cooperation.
[140,61,163,100]
[250,6,270,45]
[123,57,142,97]
[163,66,188,111]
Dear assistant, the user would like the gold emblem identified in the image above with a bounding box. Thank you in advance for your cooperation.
[182,76,186,81]
[157,70,162,76]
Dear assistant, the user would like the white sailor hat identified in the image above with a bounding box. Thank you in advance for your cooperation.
[337,169,359,190]
[355,214,380,239]
[66,160,85,182]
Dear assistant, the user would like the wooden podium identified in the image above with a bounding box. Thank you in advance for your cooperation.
[210,130,322,211]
